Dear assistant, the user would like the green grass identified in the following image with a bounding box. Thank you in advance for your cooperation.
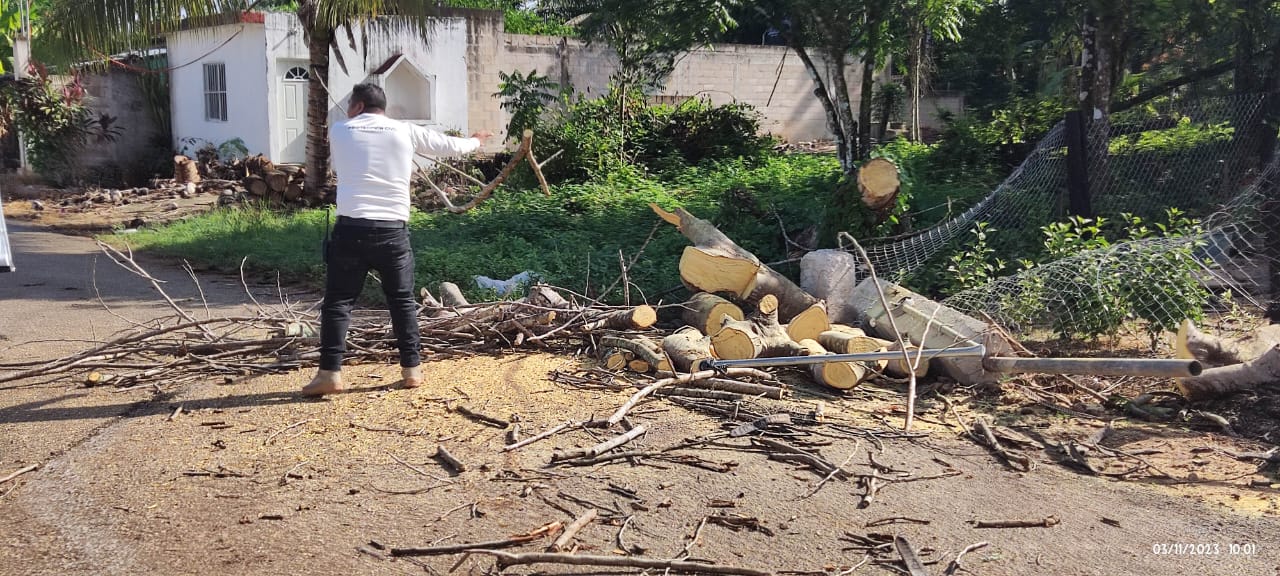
[117,154,841,303]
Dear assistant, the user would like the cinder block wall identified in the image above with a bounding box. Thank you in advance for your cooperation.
[465,12,964,146]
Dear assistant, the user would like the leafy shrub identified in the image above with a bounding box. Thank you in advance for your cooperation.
[1107,118,1233,155]
[0,67,121,186]
[635,98,771,172]
[536,88,771,183]
[1035,210,1208,341]
[946,222,1005,294]
[494,69,560,139]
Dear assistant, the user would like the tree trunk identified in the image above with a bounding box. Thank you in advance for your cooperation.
[797,339,867,390]
[858,0,885,160]
[1079,7,1114,192]
[791,41,852,173]
[827,47,860,169]
[652,204,821,322]
[908,18,924,142]
[661,328,715,373]
[1178,344,1280,401]
[302,3,333,199]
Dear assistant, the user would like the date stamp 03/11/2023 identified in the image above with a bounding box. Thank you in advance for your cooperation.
[1150,542,1260,556]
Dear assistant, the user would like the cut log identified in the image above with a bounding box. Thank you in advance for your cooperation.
[712,306,808,360]
[785,301,830,343]
[527,284,573,310]
[801,250,861,326]
[885,342,930,379]
[679,246,761,298]
[858,157,902,212]
[603,348,633,371]
[266,170,289,193]
[243,176,269,197]
[756,293,780,315]
[244,155,274,176]
[654,204,820,322]
[1178,344,1280,401]
[848,278,1016,385]
[661,327,715,373]
[439,282,471,308]
[681,293,745,336]
[174,155,201,185]
[798,339,867,390]
[581,306,658,331]
[627,359,652,373]
[818,330,889,371]
[284,182,304,201]
[1175,319,1280,368]
[600,335,672,372]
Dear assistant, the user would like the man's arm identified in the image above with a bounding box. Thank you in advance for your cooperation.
[409,125,486,158]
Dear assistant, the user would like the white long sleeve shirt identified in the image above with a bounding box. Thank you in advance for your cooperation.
[329,113,481,222]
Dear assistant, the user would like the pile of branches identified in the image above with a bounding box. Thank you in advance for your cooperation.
[0,243,657,392]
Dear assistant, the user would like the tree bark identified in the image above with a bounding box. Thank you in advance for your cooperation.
[827,47,860,169]
[791,41,852,172]
[858,0,885,160]
[1178,344,1280,401]
[301,2,333,198]
[681,293,744,336]
[653,204,821,322]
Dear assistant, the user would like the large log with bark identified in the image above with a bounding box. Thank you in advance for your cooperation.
[652,204,821,323]
[785,302,830,343]
[661,327,715,373]
[600,335,672,372]
[1179,344,1280,401]
[1175,319,1280,368]
[801,250,862,326]
[798,339,867,390]
[711,295,808,360]
[681,293,744,336]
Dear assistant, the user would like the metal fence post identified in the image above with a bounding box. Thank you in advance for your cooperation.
[1065,110,1092,217]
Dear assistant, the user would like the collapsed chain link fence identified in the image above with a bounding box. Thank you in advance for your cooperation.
[856,93,1278,341]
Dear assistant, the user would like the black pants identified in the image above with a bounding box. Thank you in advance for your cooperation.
[319,219,420,371]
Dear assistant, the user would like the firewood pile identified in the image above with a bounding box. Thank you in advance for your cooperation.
[174,153,330,208]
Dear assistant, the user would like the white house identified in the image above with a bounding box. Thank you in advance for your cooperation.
[166,11,471,164]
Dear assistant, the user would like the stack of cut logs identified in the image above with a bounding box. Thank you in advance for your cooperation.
[240,155,310,204]
[600,193,913,392]
[173,154,325,207]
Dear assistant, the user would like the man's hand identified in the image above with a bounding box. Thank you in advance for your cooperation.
[470,130,494,144]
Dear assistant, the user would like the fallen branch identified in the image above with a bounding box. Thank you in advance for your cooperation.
[453,405,510,428]
[436,446,468,474]
[0,464,38,485]
[972,516,1059,529]
[503,420,578,452]
[552,425,647,463]
[549,508,598,552]
[467,549,771,576]
[607,369,768,425]
[264,419,312,446]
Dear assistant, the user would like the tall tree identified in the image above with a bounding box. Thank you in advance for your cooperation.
[894,0,983,141]
[43,0,443,194]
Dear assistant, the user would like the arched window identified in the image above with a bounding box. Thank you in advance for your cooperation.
[284,66,310,82]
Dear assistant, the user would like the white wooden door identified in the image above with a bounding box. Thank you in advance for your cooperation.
[279,64,310,164]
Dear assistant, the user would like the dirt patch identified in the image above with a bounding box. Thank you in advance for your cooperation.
[2,352,1278,576]
[4,191,219,233]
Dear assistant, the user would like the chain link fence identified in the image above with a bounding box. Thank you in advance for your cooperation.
[854,94,1277,341]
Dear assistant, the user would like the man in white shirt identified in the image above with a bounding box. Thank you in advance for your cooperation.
[304,83,490,396]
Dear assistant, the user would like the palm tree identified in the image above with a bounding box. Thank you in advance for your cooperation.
[42,0,443,194]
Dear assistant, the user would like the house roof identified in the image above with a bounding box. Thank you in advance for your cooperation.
[370,54,405,76]
[166,10,265,35]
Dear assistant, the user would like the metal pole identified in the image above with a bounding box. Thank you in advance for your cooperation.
[702,344,988,371]
[983,357,1202,379]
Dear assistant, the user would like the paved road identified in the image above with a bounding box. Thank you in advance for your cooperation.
[0,223,299,474]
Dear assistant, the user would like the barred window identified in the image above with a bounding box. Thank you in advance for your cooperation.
[204,63,228,122]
